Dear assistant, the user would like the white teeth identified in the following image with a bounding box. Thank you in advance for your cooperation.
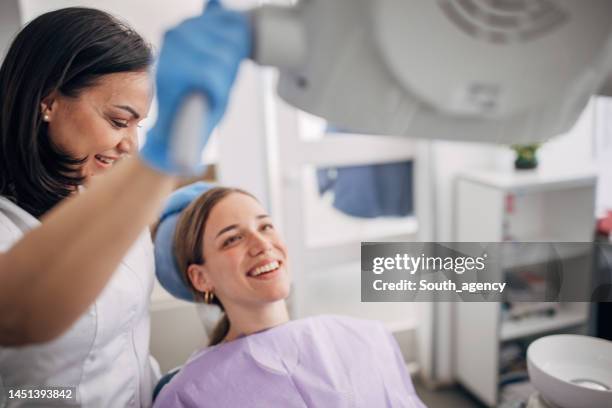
[96,155,114,165]
[250,260,280,276]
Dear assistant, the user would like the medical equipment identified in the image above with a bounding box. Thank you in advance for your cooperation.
[526,334,612,408]
[153,315,426,407]
[250,0,612,145]
[174,0,612,169]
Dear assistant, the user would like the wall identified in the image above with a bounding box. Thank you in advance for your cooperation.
[0,0,21,62]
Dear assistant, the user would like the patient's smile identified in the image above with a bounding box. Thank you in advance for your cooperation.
[248,260,281,278]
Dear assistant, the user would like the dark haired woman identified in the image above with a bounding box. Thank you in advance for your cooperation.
[0,2,250,407]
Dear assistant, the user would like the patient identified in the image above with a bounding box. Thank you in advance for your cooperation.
[153,183,426,407]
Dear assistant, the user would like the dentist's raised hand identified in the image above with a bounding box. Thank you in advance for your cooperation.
[141,0,252,174]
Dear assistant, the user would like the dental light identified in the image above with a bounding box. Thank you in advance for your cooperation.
[251,0,612,144]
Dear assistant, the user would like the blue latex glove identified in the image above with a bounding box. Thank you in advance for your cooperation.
[154,181,214,301]
[141,0,251,174]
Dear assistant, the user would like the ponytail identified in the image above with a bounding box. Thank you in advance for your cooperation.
[208,314,230,346]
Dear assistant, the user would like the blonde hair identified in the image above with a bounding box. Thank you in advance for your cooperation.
[173,187,255,346]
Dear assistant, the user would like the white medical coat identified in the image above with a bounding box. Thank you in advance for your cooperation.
[0,196,159,407]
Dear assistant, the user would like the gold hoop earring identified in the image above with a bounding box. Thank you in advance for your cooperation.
[204,291,215,304]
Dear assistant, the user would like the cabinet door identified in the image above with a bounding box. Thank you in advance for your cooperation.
[455,301,500,407]
[455,179,504,241]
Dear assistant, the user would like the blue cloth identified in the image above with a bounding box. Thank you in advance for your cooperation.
[153,315,426,408]
[317,161,414,218]
[154,182,214,301]
[141,0,251,174]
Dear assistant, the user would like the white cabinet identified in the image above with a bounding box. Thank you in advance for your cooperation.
[454,167,596,407]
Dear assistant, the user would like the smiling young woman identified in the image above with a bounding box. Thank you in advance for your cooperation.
[173,187,291,345]
[152,184,427,407]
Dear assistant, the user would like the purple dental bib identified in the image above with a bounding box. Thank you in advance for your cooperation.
[154,315,426,408]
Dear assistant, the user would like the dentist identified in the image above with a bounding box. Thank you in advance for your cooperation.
[0,1,250,407]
